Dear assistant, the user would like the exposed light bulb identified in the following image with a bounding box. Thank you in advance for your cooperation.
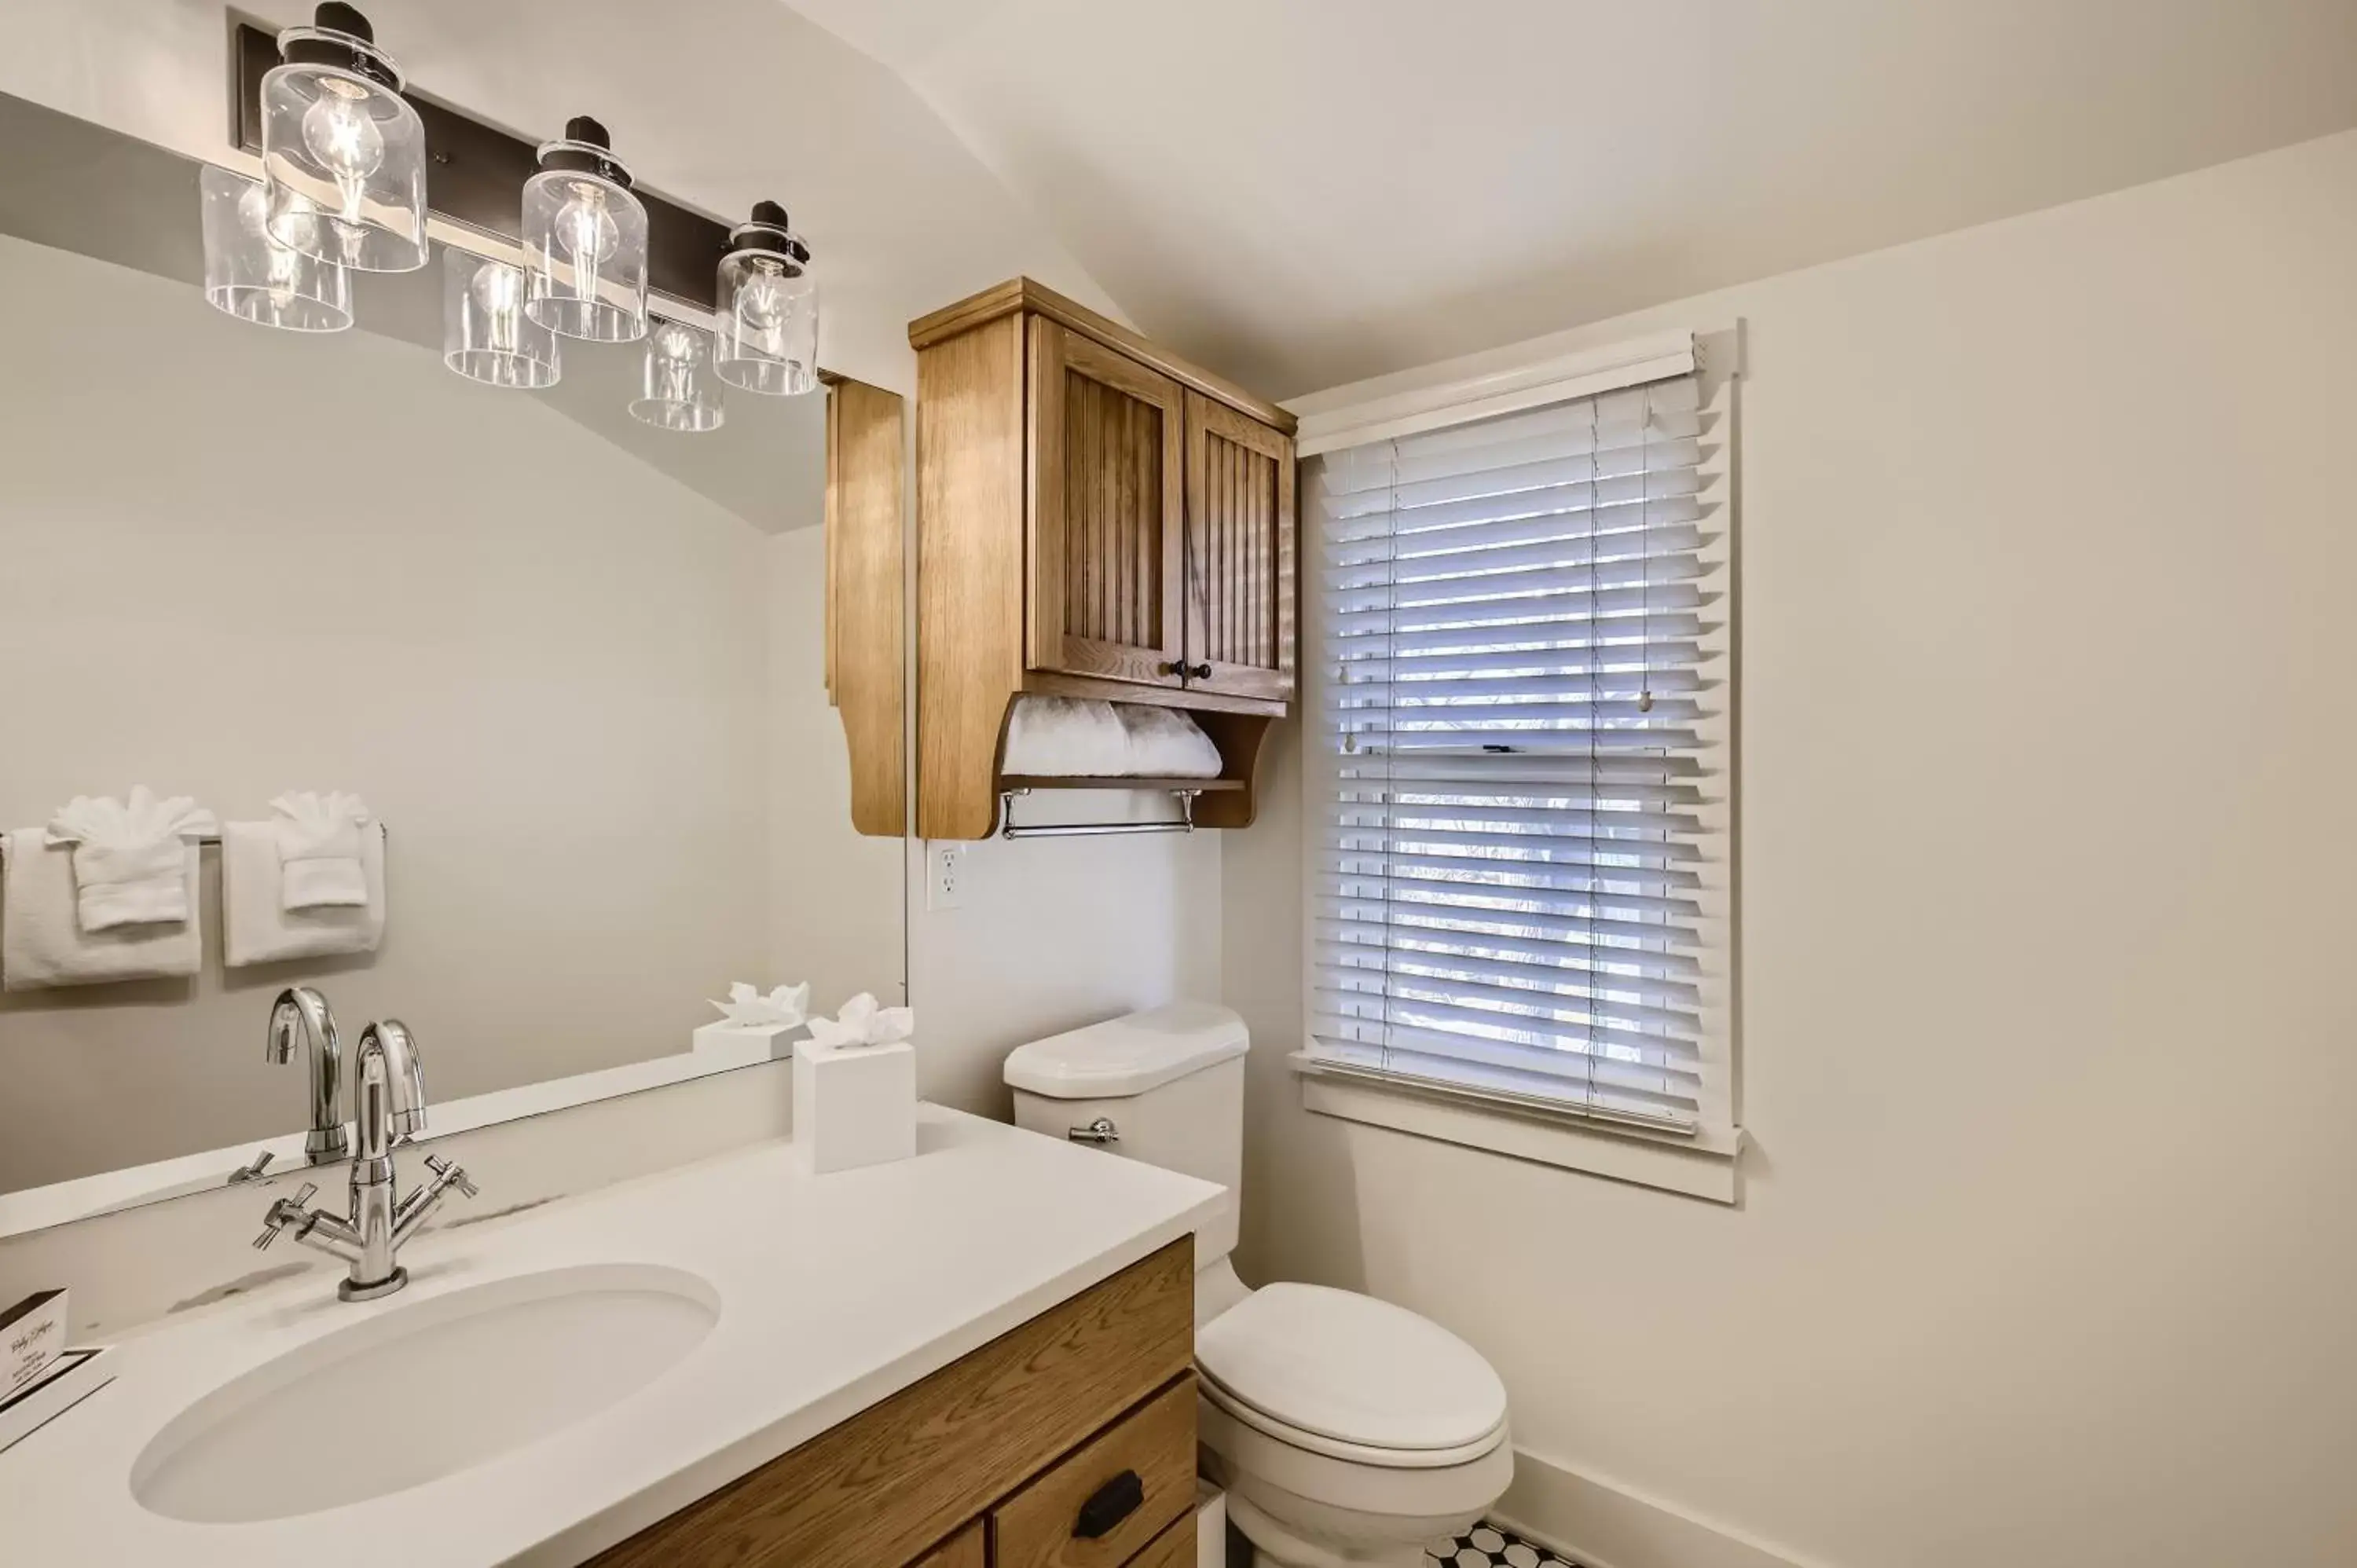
[735,260,790,332]
[651,322,698,401]
[301,79,385,220]
[554,182,620,267]
[470,261,526,352]
[238,181,310,306]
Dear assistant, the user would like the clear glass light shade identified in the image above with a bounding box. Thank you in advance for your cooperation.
[258,43,427,273]
[713,251,818,396]
[522,162,649,343]
[199,164,352,332]
[629,321,724,433]
[442,249,559,390]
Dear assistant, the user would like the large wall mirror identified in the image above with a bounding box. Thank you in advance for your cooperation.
[0,92,907,1234]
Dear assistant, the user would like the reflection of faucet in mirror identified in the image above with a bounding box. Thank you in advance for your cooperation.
[252,1019,479,1302]
[266,986,350,1164]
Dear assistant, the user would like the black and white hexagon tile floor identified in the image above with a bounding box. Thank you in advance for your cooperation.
[1424,1522,1581,1568]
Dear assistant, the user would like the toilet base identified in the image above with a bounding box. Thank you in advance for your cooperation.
[1225,1489,1437,1567]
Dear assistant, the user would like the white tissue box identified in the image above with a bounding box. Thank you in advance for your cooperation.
[792,1039,915,1174]
[691,1021,796,1065]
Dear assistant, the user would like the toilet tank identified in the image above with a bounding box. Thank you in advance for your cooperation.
[1004,1002,1248,1268]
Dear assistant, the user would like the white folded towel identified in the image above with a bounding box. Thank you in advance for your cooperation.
[42,787,217,932]
[1001,696,1224,779]
[222,819,386,968]
[1,830,203,990]
[269,792,372,910]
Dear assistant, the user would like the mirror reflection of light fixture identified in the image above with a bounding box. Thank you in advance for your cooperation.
[258,3,428,273]
[522,117,649,343]
[199,164,352,332]
[629,320,725,433]
[442,249,559,390]
[713,201,817,396]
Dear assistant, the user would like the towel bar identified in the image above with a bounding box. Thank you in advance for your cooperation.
[995,788,1197,840]
[190,823,390,846]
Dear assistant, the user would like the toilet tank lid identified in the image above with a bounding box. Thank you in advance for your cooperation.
[1004,1002,1248,1098]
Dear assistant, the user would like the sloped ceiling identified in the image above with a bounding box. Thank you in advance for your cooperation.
[783,0,2357,397]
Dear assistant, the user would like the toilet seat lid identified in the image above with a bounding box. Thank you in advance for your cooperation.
[1196,1283,1507,1453]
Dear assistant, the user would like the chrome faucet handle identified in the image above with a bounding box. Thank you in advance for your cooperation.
[226,1150,276,1185]
[253,1182,320,1249]
[423,1154,478,1200]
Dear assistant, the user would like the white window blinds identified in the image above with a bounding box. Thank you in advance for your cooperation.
[1307,370,1729,1135]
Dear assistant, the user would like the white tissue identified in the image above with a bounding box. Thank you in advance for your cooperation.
[42,787,216,932]
[270,792,372,910]
[708,981,811,1030]
[805,991,915,1050]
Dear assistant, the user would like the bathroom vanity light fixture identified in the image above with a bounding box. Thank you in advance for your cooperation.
[198,165,353,332]
[629,320,725,432]
[523,118,651,344]
[257,3,429,273]
[713,201,818,396]
[442,249,559,390]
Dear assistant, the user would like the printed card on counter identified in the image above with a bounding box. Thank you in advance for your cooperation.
[2,1289,66,1398]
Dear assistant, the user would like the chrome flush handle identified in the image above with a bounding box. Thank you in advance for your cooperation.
[1067,1117,1120,1146]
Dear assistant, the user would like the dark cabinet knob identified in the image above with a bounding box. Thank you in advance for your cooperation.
[1072,1468,1145,1539]
[1160,660,1213,680]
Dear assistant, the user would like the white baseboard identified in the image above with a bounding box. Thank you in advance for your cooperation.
[1490,1447,1824,1568]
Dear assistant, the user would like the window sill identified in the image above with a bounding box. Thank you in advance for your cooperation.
[1288,1053,1742,1204]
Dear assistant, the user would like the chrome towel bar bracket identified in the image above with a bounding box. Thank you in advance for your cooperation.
[995,788,1198,840]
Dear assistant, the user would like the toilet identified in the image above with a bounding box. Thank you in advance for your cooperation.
[1006,1002,1513,1568]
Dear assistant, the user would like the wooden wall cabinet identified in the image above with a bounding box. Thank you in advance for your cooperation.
[912,278,1299,839]
[590,1240,1197,1568]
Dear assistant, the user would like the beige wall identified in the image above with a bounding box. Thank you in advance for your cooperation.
[1229,130,2357,1568]
[0,235,879,1191]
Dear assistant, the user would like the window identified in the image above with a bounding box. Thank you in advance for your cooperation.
[1298,352,1735,1191]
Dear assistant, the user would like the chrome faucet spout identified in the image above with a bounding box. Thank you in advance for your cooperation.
[255,1014,478,1302]
[353,1020,427,1158]
[266,986,348,1163]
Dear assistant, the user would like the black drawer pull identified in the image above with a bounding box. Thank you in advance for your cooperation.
[1072,1468,1145,1539]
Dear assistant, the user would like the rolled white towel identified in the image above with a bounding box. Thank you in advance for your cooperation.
[1002,696,1132,775]
[270,791,372,910]
[1112,704,1223,777]
[42,787,217,932]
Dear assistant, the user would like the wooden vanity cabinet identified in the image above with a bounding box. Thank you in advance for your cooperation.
[911,277,1299,837]
[586,1239,1197,1568]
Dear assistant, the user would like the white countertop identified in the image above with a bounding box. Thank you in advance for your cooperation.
[1,1105,1224,1566]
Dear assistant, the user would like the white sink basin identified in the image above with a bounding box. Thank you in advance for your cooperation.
[130,1263,718,1523]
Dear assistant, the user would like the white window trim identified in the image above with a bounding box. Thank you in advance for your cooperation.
[1289,321,1744,1203]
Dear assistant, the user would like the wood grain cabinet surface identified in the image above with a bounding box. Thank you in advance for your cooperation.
[1028,317,1188,690]
[1182,391,1296,703]
[910,277,1299,838]
[587,1239,1194,1568]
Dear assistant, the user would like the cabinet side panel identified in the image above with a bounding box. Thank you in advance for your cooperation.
[830,379,908,837]
[918,317,1027,840]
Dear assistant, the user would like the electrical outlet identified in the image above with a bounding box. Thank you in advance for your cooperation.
[927,842,966,911]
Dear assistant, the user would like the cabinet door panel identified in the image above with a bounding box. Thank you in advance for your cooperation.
[1183,392,1294,702]
[1029,317,1186,687]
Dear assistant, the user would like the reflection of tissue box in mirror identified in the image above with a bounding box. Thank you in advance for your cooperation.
[698,981,808,1064]
[691,1021,797,1065]
[793,1038,915,1174]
